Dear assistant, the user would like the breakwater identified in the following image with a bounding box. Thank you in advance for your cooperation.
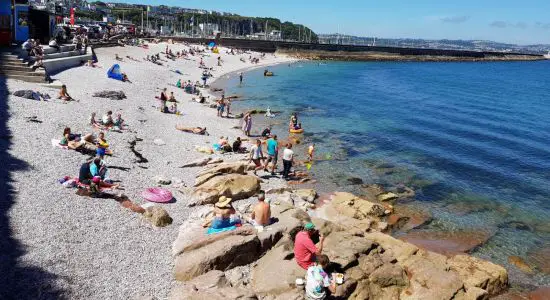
[164,36,544,61]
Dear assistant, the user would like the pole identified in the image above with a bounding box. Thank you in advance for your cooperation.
[141,11,143,34]
[146,8,149,33]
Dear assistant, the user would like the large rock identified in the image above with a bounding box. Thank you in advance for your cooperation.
[169,270,258,300]
[322,231,377,269]
[143,206,173,227]
[369,264,407,287]
[194,161,252,187]
[400,230,494,256]
[250,241,306,297]
[365,232,418,263]
[331,192,386,219]
[191,174,261,206]
[400,251,464,300]
[448,254,508,296]
[174,228,261,281]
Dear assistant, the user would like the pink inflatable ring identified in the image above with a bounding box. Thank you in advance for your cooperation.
[142,188,173,203]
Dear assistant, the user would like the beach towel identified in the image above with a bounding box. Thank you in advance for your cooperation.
[107,64,124,81]
[207,226,237,235]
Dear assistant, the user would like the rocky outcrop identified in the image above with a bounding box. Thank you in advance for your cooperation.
[191,174,261,206]
[331,192,386,219]
[171,185,509,300]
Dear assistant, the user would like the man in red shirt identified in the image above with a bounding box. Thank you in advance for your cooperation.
[294,223,325,270]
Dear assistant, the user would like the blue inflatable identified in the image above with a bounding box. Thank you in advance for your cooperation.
[107,64,124,81]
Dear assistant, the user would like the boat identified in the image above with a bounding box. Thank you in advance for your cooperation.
[545,51,550,59]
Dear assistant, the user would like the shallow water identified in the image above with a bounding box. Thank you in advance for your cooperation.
[222,60,550,286]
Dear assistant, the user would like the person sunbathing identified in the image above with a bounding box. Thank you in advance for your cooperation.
[60,127,96,151]
[176,126,209,135]
[205,196,241,232]
[247,191,271,227]
[58,85,73,101]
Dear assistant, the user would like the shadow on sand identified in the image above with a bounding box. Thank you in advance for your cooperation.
[0,73,66,299]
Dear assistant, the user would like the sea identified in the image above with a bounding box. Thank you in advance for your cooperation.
[220,60,550,287]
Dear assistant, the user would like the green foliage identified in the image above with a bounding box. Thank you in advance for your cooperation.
[173,12,317,41]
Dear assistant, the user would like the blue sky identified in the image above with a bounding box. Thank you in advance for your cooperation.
[112,0,550,44]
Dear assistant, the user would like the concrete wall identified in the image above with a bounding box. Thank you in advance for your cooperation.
[42,48,93,75]
[164,37,542,59]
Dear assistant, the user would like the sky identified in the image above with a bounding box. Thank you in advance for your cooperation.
[112,0,550,45]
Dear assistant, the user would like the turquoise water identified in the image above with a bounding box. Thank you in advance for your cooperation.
[222,60,550,285]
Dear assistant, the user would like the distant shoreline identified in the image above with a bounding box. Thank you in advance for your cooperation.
[276,49,545,62]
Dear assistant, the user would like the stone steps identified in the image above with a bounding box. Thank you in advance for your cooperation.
[0,73,46,83]
[0,51,46,83]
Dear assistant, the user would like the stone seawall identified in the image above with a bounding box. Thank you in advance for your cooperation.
[163,36,544,61]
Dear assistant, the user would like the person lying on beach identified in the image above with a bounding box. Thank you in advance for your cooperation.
[176,126,209,135]
[58,85,73,101]
[249,139,265,175]
[60,127,96,151]
[121,73,130,83]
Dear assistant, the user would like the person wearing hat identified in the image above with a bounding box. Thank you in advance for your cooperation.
[210,196,241,230]
[294,223,325,270]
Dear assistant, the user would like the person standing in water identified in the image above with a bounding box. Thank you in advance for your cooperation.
[308,144,315,161]
[239,72,244,84]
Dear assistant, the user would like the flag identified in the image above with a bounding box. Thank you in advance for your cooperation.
[70,8,75,25]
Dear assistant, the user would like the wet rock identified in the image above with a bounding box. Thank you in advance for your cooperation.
[528,287,550,300]
[378,192,399,202]
[347,177,364,185]
[498,220,533,232]
[508,256,534,274]
[399,230,494,256]
[144,206,173,227]
[191,174,261,206]
[527,245,550,274]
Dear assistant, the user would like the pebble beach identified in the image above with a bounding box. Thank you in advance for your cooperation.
[2,42,294,299]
